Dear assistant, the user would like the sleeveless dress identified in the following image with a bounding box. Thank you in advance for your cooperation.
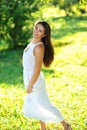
[22,42,64,123]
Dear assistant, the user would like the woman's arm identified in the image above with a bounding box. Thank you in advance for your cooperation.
[27,44,44,93]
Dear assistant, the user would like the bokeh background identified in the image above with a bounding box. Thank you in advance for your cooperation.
[0,0,87,130]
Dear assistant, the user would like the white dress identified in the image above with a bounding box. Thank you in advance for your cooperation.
[22,42,64,123]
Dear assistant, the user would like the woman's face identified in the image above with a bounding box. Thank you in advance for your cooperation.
[33,23,45,39]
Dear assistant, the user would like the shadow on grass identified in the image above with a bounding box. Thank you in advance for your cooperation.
[51,15,87,45]
[0,48,55,88]
[0,48,24,87]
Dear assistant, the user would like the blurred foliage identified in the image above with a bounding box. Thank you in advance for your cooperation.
[42,0,87,16]
[0,2,87,129]
[0,0,87,49]
[0,0,39,48]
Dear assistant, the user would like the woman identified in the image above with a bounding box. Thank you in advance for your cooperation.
[22,21,72,130]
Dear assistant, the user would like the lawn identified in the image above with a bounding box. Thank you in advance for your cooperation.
[0,15,87,129]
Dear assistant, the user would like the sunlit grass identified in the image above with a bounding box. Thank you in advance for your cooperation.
[0,42,87,129]
[51,15,87,47]
[0,10,87,130]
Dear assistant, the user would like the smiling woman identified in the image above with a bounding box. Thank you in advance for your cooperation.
[33,23,46,38]
[22,21,72,130]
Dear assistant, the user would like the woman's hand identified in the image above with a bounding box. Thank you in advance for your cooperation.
[26,86,33,93]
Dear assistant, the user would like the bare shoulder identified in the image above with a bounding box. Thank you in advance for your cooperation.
[34,43,44,56]
[35,43,44,52]
[36,42,44,48]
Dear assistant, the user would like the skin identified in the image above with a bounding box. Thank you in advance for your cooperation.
[26,23,72,130]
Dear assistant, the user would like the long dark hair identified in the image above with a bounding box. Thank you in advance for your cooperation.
[35,21,54,67]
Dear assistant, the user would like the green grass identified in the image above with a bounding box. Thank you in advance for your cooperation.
[51,16,87,47]
[0,11,87,130]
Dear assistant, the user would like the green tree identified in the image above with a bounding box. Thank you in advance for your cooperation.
[0,0,39,49]
[0,0,87,49]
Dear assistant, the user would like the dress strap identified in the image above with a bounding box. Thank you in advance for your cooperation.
[32,42,44,49]
[36,42,43,45]
[32,42,43,46]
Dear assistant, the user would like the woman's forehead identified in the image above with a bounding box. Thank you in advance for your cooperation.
[36,23,44,29]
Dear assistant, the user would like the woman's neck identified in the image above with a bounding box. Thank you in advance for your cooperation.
[32,38,42,44]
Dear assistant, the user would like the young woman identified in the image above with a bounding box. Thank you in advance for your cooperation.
[22,21,72,130]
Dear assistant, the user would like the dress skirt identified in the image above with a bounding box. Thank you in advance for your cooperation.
[23,69,64,124]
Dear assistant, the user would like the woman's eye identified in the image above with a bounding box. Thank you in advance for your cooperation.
[35,26,43,33]
[35,26,38,29]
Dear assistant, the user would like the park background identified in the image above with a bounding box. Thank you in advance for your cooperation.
[0,0,87,130]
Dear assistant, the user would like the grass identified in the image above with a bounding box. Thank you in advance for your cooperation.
[0,9,87,130]
[51,15,87,47]
[0,43,87,130]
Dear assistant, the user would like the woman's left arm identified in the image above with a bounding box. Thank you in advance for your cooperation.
[26,44,44,93]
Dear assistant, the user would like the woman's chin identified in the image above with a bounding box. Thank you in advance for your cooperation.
[33,36,40,39]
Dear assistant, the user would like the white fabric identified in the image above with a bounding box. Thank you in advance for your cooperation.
[22,42,64,123]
